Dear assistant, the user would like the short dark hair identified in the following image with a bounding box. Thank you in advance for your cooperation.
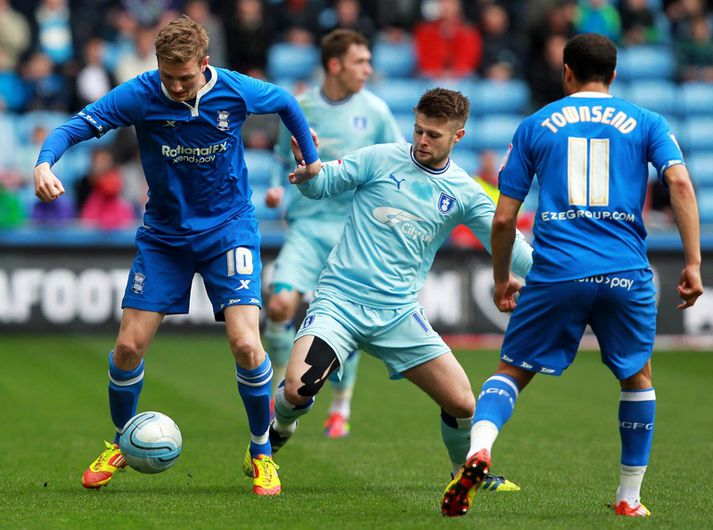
[320,29,369,70]
[414,88,470,127]
[563,33,617,85]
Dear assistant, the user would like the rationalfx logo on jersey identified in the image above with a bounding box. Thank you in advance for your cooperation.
[161,141,228,164]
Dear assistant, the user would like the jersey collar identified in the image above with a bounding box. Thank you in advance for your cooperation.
[409,145,450,175]
[569,91,613,98]
[161,65,218,116]
[318,87,354,106]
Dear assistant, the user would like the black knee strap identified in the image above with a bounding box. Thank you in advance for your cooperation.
[298,337,340,397]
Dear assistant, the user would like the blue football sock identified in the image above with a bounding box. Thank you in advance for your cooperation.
[619,388,656,467]
[236,355,273,457]
[473,374,520,430]
[108,350,144,444]
[440,410,472,475]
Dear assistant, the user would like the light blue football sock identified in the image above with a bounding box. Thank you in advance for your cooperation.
[274,381,315,428]
[441,410,472,474]
[108,350,144,444]
[236,355,273,457]
[263,319,295,367]
[619,388,656,467]
[473,374,520,430]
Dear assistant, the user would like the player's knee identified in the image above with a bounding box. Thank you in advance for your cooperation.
[113,339,146,370]
[229,335,264,367]
[282,376,313,406]
[267,294,295,322]
[444,390,476,419]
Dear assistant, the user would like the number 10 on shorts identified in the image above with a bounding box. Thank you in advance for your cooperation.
[227,247,254,276]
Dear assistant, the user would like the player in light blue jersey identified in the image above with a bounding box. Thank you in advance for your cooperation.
[33,16,321,496]
[264,29,404,439]
[442,34,703,518]
[268,88,533,495]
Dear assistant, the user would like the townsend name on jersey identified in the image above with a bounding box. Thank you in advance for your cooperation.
[161,141,228,164]
[541,105,637,134]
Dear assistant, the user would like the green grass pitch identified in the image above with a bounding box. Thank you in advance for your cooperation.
[1,334,711,529]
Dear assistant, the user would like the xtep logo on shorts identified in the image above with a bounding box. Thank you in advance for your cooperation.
[372,207,433,242]
[161,141,228,164]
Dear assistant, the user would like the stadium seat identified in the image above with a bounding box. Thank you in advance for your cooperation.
[628,79,677,117]
[394,113,414,139]
[0,72,27,111]
[695,187,713,224]
[372,40,415,78]
[245,149,276,187]
[470,80,530,116]
[267,43,319,82]
[369,79,427,114]
[462,115,521,152]
[681,118,713,153]
[0,114,18,167]
[15,111,69,144]
[450,147,478,174]
[680,82,713,117]
[616,46,675,81]
[687,152,713,188]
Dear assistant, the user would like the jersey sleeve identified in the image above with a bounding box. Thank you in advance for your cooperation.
[646,113,685,179]
[77,79,147,136]
[462,181,533,278]
[297,146,374,199]
[497,119,535,201]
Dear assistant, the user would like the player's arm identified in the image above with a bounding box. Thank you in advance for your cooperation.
[293,147,374,198]
[34,116,96,202]
[491,195,528,312]
[664,164,703,309]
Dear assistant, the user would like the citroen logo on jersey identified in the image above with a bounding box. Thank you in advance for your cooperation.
[438,193,457,214]
[373,207,424,226]
[162,120,176,128]
[217,110,229,131]
[388,173,405,190]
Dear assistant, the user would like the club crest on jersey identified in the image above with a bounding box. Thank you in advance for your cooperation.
[353,116,367,130]
[131,272,145,294]
[217,110,229,131]
[302,315,315,329]
[437,192,456,214]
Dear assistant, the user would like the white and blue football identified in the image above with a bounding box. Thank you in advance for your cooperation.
[119,411,182,474]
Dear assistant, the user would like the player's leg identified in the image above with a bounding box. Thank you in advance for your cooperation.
[324,349,360,438]
[83,308,164,489]
[264,284,302,397]
[592,269,657,517]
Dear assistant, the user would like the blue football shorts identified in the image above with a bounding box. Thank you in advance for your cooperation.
[122,219,263,320]
[501,268,657,380]
[294,290,451,380]
[270,218,345,293]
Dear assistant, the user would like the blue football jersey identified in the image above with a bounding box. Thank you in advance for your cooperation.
[76,65,313,234]
[499,91,685,282]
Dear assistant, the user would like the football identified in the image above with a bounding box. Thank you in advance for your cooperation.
[118,411,182,474]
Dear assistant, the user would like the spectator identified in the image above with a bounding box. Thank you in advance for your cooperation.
[184,0,228,67]
[677,15,713,82]
[266,0,326,37]
[225,0,275,77]
[620,0,664,45]
[114,25,157,82]
[120,0,180,27]
[35,0,74,66]
[0,0,31,72]
[413,0,483,78]
[575,0,621,42]
[318,0,377,43]
[478,2,522,80]
[75,38,117,108]
[665,0,707,39]
[76,147,136,230]
[528,34,566,108]
[21,51,70,112]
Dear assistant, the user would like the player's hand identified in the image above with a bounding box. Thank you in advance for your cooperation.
[34,162,65,202]
[493,275,523,312]
[265,186,284,208]
[290,128,319,162]
[676,264,703,309]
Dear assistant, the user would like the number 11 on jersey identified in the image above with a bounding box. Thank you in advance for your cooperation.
[568,137,610,207]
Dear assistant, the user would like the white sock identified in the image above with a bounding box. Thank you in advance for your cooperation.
[328,387,353,418]
[468,420,499,459]
[616,464,647,506]
[271,364,287,396]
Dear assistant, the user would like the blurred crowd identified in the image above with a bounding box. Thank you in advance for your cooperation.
[1,0,712,232]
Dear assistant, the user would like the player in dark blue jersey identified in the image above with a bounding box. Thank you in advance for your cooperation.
[33,16,321,496]
[441,33,703,518]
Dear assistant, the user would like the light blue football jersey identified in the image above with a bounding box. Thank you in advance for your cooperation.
[71,65,316,235]
[274,87,404,222]
[499,91,685,282]
[298,143,533,308]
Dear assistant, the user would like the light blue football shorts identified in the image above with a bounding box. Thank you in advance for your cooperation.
[271,218,345,293]
[501,268,656,380]
[295,291,451,380]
